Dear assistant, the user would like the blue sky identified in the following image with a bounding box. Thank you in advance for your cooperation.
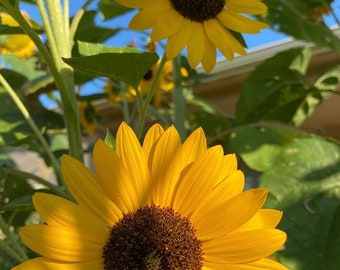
[19,0,340,107]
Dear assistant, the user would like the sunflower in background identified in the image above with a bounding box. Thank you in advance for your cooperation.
[0,12,36,59]
[103,57,188,108]
[117,0,268,72]
[13,122,287,269]
[78,100,98,135]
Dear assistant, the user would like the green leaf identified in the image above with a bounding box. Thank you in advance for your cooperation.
[77,41,140,56]
[99,0,132,20]
[263,0,340,51]
[63,52,159,89]
[260,137,340,270]
[105,129,116,150]
[229,125,310,171]
[235,48,325,126]
[74,10,120,43]
[314,64,340,92]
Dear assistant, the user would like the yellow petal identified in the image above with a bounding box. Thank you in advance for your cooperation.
[93,140,139,213]
[149,126,182,206]
[129,3,172,30]
[221,154,238,178]
[204,258,288,270]
[236,209,283,232]
[20,225,105,261]
[203,229,287,264]
[166,18,191,59]
[61,155,122,226]
[142,123,165,159]
[204,19,246,60]
[12,257,103,270]
[194,188,268,240]
[116,0,158,8]
[116,122,150,204]
[181,127,207,167]
[33,193,109,234]
[218,10,267,33]
[227,0,268,15]
[172,146,224,217]
[190,170,245,222]
[187,22,205,68]
[201,34,217,72]
[151,9,183,41]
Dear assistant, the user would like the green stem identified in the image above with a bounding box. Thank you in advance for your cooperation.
[2,1,83,162]
[0,236,26,263]
[0,73,63,183]
[4,167,66,197]
[0,214,28,261]
[137,55,167,138]
[172,56,187,141]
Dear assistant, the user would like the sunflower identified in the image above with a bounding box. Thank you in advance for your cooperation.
[104,59,188,107]
[117,0,268,72]
[77,101,98,135]
[13,122,287,269]
[0,12,35,59]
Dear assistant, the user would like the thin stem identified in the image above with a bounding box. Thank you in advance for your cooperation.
[0,214,28,261]
[2,2,83,162]
[0,73,63,183]
[46,0,83,162]
[0,237,25,263]
[36,0,61,70]
[172,56,187,141]
[4,167,66,197]
[137,55,167,138]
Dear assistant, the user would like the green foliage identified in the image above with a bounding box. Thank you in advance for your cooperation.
[263,0,340,51]
[236,47,340,126]
[260,138,340,270]
[63,51,159,89]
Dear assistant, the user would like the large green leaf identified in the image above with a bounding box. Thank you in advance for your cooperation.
[235,48,325,126]
[263,0,340,51]
[260,137,340,270]
[63,52,159,89]
[229,125,311,171]
[77,41,140,56]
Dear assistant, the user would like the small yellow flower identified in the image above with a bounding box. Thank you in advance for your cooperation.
[104,60,188,107]
[0,12,35,59]
[14,122,287,270]
[78,101,97,135]
[117,0,268,72]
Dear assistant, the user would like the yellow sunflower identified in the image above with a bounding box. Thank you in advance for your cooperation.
[77,101,98,135]
[117,0,268,72]
[0,12,35,59]
[13,122,287,270]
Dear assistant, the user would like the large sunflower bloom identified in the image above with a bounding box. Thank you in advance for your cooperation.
[0,12,35,59]
[13,122,287,269]
[117,0,268,72]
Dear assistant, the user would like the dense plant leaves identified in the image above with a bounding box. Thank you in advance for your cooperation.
[314,64,340,92]
[229,125,311,171]
[63,52,159,89]
[260,137,340,270]
[235,48,327,126]
[73,10,120,43]
[263,0,340,51]
[99,0,132,20]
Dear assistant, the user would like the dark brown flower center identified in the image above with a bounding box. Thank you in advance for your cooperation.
[169,0,225,22]
[103,205,203,270]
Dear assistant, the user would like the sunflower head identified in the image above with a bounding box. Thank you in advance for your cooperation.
[78,101,98,135]
[13,122,287,270]
[0,12,35,59]
[117,0,268,72]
